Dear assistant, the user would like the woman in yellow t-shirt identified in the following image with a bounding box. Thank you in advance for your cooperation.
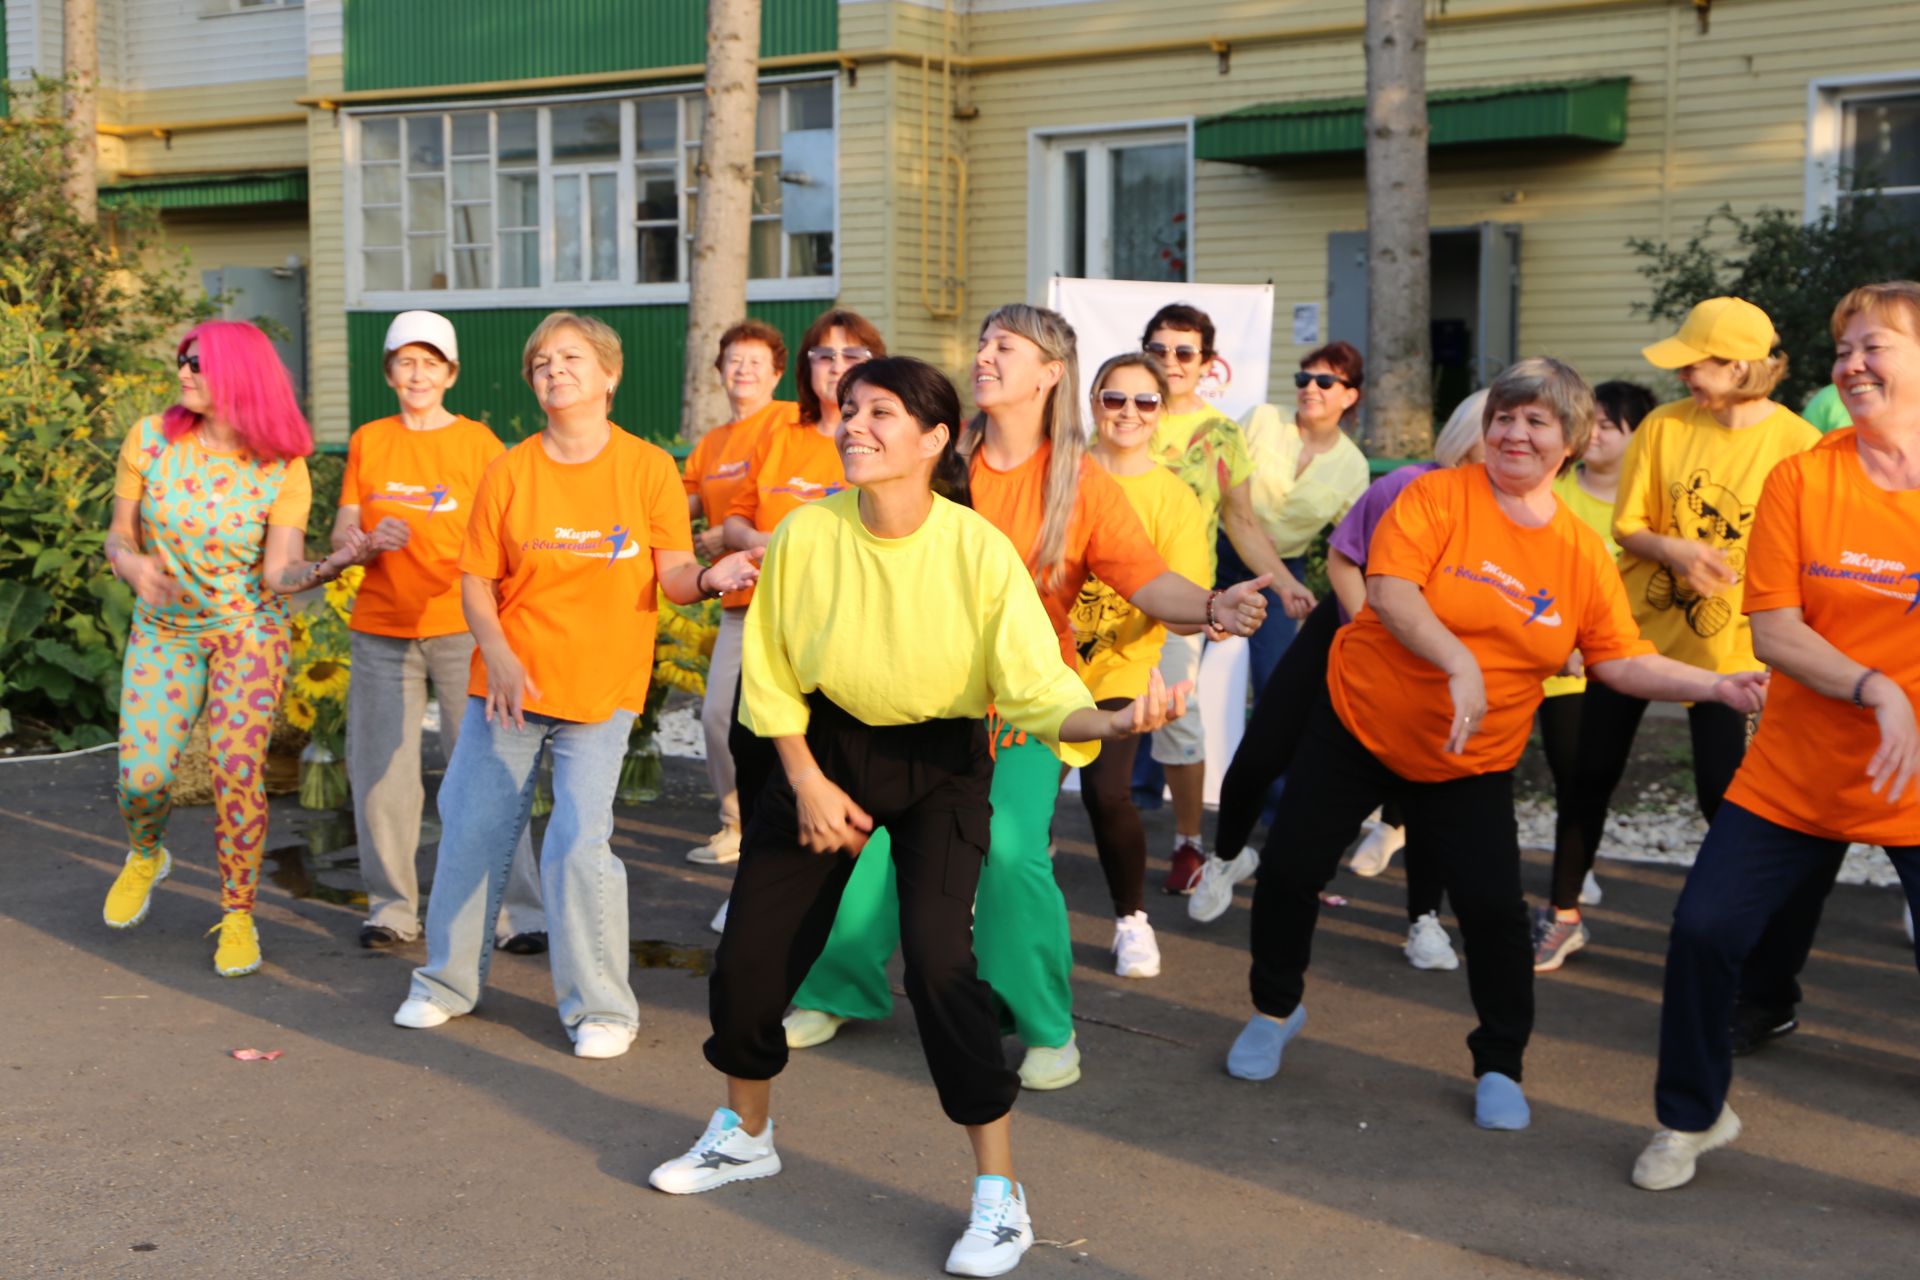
[1070,353,1211,979]
[1548,299,1821,994]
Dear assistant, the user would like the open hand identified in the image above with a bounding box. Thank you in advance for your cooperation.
[124,554,181,609]
[1108,669,1193,738]
[1444,664,1489,755]
[703,547,765,594]
[1669,540,1739,599]
[1863,675,1919,804]
[481,644,541,730]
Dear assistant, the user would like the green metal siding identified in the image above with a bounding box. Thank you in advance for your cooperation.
[100,170,309,211]
[347,301,825,445]
[1195,78,1630,164]
[343,0,837,93]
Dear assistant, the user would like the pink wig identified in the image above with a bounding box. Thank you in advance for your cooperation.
[162,321,312,461]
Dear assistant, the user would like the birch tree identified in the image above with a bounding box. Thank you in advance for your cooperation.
[1362,0,1431,457]
[64,0,98,224]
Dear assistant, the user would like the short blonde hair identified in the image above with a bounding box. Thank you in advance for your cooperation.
[1484,357,1596,477]
[1830,281,1920,343]
[1433,389,1488,467]
[1721,351,1790,401]
[521,311,623,394]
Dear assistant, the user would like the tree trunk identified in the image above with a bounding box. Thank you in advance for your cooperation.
[680,0,763,443]
[63,0,99,225]
[1362,0,1431,458]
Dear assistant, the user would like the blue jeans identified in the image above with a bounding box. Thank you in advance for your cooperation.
[1655,802,1920,1132]
[409,698,639,1036]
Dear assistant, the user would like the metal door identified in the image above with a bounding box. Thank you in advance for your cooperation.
[202,266,308,402]
[1476,222,1522,387]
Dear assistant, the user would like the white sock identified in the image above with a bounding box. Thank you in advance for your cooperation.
[1174,833,1200,852]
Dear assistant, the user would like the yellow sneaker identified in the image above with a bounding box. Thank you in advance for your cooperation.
[208,911,262,977]
[103,848,172,929]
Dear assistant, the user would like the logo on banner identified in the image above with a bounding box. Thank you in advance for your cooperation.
[1197,356,1234,403]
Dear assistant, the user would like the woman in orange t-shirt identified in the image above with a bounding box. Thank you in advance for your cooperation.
[392,311,761,1061]
[1226,359,1766,1131]
[1634,284,1920,1193]
[784,303,1270,1091]
[334,311,545,954]
[680,319,798,870]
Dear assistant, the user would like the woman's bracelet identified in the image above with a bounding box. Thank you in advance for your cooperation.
[696,564,716,598]
[1205,588,1223,631]
[1853,668,1880,708]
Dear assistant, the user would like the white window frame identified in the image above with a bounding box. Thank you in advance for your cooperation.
[1025,118,1195,303]
[344,76,839,311]
[1804,70,1920,222]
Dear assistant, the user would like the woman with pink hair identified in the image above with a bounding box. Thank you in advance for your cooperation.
[102,321,367,977]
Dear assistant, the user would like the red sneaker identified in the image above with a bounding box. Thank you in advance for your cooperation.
[1164,841,1205,895]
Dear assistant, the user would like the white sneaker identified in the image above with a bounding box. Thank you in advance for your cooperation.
[1112,911,1161,978]
[783,1007,847,1049]
[1404,911,1460,971]
[573,1021,637,1060]
[944,1175,1034,1277]
[1017,1035,1081,1091]
[1348,819,1406,877]
[1188,846,1260,924]
[648,1107,782,1194]
[1632,1105,1741,1190]
[687,825,742,865]
[393,997,452,1029]
[710,898,730,935]
[1580,870,1604,907]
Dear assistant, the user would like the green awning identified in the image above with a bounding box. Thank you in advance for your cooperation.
[1195,78,1629,164]
[99,170,309,211]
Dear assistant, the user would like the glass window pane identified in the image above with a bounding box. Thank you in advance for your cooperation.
[453,248,492,290]
[500,231,539,288]
[789,231,833,278]
[756,89,781,152]
[451,159,489,201]
[1062,149,1086,278]
[552,103,621,164]
[452,203,493,245]
[362,163,400,205]
[407,237,447,290]
[748,218,780,279]
[406,115,444,172]
[451,112,489,157]
[1109,142,1186,281]
[554,175,582,282]
[636,167,677,221]
[590,173,618,281]
[752,155,781,216]
[637,98,677,159]
[788,83,832,132]
[639,226,679,283]
[497,110,536,164]
[1842,188,1920,235]
[362,207,401,248]
[408,177,446,232]
[497,171,538,228]
[363,248,402,291]
[361,117,400,162]
[1848,95,1920,191]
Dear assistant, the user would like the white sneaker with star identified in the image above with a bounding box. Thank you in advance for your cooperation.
[648,1107,782,1194]
[944,1175,1033,1277]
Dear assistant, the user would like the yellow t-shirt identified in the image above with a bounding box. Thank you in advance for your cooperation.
[740,489,1099,767]
[1612,399,1821,673]
[1542,467,1623,698]
[1150,405,1253,577]
[1241,404,1372,558]
[1070,467,1210,702]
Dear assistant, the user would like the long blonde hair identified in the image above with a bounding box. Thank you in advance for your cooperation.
[960,303,1085,590]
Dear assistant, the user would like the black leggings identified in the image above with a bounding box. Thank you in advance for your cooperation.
[728,679,779,837]
[1079,697,1146,917]
[705,694,1020,1127]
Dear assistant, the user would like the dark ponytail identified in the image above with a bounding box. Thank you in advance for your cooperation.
[837,356,973,508]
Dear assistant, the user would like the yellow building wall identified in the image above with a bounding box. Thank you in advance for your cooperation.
[151,209,308,275]
[96,78,306,178]
[305,54,350,446]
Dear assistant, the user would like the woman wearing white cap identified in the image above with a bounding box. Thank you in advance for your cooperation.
[333,311,546,952]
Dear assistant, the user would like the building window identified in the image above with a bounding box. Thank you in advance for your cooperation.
[1840,90,1920,230]
[1031,125,1191,295]
[348,81,836,305]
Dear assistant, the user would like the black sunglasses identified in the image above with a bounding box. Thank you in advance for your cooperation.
[1144,341,1203,365]
[1098,389,1163,413]
[1295,371,1353,390]
[177,353,201,374]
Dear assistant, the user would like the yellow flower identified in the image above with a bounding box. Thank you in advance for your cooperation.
[293,658,352,703]
[64,494,79,510]
[284,695,317,731]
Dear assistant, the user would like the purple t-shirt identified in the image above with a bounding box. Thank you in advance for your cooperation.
[1328,462,1442,621]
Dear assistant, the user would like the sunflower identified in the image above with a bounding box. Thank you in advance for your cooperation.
[284,695,317,731]
[293,658,352,703]
[287,614,312,659]
[323,564,366,623]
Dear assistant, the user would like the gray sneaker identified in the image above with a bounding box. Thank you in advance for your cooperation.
[1532,907,1590,972]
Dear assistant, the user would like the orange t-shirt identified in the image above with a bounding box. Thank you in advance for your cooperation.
[969,444,1168,666]
[340,415,505,639]
[727,416,849,540]
[1724,430,1920,846]
[683,399,796,608]
[459,428,693,724]
[1329,465,1653,782]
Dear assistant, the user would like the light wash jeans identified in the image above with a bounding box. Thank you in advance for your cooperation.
[698,606,747,833]
[347,631,543,943]
[409,698,639,1037]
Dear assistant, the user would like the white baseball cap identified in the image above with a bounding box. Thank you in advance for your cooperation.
[383,310,459,363]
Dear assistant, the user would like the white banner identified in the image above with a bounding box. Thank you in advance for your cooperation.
[1045,278,1275,423]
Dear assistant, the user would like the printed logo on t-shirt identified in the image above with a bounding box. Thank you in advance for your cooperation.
[367,481,456,514]
[709,460,750,481]
[1808,548,1920,613]
[767,476,845,501]
[1447,559,1563,627]
[1648,469,1754,638]
[523,524,642,566]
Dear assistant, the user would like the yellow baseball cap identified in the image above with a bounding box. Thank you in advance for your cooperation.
[1641,297,1777,369]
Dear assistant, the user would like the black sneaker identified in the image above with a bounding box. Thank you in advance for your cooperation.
[1729,1004,1797,1057]
[498,931,549,955]
[358,924,402,950]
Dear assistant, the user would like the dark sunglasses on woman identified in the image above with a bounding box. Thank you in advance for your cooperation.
[177,353,201,373]
[1294,371,1353,390]
[1098,390,1163,413]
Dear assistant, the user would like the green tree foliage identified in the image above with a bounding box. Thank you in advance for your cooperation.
[1629,192,1920,410]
